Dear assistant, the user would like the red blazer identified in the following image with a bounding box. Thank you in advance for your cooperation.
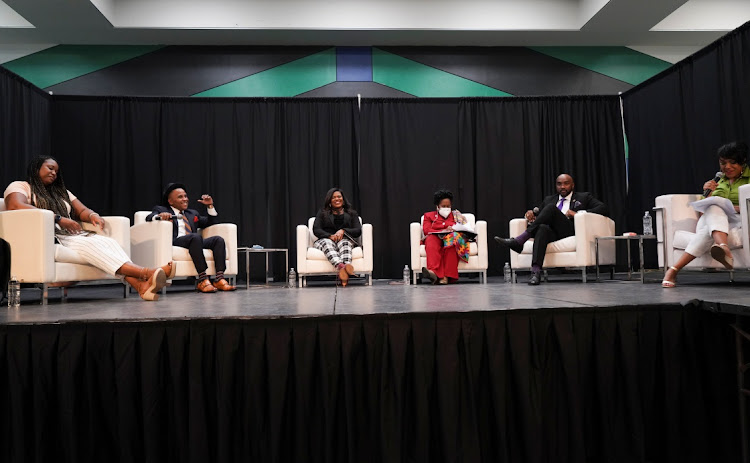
[422,211,457,243]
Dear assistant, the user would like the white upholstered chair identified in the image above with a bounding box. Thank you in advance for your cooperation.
[131,212,238,285]
[508,212,615,282]
[654,186,750,273]
[295,217,373,287]
[409,213,488,284]
[0,198,131,304]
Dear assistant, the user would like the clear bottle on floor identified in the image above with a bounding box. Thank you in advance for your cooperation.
[403,265,410,285]
[288,268,297,288]
[642,211,653,236]
[8,276,20,308]
[503,263,512,283]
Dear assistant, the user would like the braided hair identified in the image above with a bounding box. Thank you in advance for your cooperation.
[27,156,73,219]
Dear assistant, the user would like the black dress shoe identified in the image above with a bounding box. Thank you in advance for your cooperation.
[528,272,542,285]
[421,267,438,285]
[494,236,523,254]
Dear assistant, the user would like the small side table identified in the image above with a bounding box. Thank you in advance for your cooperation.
[595,235,658,283]
[237,247,289,288]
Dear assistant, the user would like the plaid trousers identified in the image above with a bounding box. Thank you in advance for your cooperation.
[313,238,353,267]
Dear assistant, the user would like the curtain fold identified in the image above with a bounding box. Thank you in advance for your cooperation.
[0,307,738,463]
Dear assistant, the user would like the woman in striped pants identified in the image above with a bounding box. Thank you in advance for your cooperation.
[4,156,171,301]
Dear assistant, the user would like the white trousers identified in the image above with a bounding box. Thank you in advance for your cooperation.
[684,204,739,256]
[56,233,130,276]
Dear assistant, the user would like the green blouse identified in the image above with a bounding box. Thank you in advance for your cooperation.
[712,165,750,205]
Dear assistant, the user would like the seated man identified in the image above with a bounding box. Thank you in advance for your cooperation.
[147,183,236,292]
[494,174,608,285]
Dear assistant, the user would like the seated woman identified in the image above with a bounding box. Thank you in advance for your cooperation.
[421,189,473,284]
[312,188,361,287]
[4,156,171,301]
[662,141,750,287]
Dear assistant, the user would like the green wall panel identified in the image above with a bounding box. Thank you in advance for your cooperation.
[529,46,671,86]
[372,48,512,97]
[2,45,163,89]
[194,48,336,97]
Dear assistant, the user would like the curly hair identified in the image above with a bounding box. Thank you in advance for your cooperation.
[433,189,453,206]
[26,156,73,219]
[717,141,749,165]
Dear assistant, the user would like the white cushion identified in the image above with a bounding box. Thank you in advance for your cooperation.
[307,246,364,261]
[672,228,743,250]
[519,236,577,254]
[419,242,478,257]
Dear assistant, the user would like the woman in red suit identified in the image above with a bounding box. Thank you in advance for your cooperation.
[421,189,472,285]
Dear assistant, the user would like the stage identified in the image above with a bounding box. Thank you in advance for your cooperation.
[1,274,748,463]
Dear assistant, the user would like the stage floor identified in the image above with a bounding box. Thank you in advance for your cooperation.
[3,271,750,324]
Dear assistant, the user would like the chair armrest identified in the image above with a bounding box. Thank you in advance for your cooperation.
[0,209,56,282]
[297,224,310,273]
[202,223,238,275]
[82,216,131,257]
[509,218,527,237]
[739,184,750,254]
[573,213,615,264]
[475,220,488,268]
[360,224,373,272]
[410,222,422,270]
[130,221,173,268]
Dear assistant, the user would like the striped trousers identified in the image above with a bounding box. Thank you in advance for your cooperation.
[56,233,130,276]
[313,238,353,267]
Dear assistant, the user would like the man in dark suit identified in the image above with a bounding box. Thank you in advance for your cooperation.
[146,183,235,292]
[494,174,608,285]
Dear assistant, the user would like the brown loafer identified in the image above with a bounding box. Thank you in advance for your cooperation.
[213,278,236,291]
[338,266,350,287]
[196,278,217,293]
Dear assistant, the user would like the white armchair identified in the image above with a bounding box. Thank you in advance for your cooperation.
[508,212,615,282]
[410,213,488,284]
[0,199,131,304]
[654,186,750,272]
[131,212,238,285]
[296,217,373,287]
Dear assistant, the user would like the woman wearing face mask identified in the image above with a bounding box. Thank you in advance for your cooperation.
[421,189,471,284]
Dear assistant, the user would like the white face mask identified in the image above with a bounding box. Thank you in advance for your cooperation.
[438,207,451,218]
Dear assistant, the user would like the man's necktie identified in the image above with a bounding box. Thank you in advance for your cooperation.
[182,215,192,233]
[557,198,565,210]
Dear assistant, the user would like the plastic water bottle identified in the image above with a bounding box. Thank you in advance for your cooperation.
[503,263,512,283]
[403,265,410,285]
[288,268,297,288]
[642,211,653,236]
[8,276,20,308]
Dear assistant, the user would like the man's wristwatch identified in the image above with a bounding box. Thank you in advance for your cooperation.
[54,214,61,223]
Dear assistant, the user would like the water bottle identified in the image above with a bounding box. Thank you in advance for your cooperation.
[288,268,297,288]
[8,276,20,308]
[403,265,410,285]
[503,263,511,283]
[642,211,653,236]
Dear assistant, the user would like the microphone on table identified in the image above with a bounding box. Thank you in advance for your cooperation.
[703,171,724,197]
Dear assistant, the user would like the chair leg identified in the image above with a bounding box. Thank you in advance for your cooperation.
[543,270,549,282]
[368,274,373,286]
[123,282,129,298]
[582,268,587,283]
[40,283,48,305]
[482,271,487,284]
[61,287,68,302]
[511,270,516,284]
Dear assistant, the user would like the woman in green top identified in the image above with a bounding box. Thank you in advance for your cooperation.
[663,141,750,288]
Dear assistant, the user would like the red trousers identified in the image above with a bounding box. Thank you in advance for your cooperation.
[424,234,459,280]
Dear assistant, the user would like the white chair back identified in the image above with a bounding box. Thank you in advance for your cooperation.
[0,199,5,212]
[134,211,151,225]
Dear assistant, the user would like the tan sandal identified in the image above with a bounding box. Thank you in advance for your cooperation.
[161,261,176,279]
[662,266,678,288]
[710,243,734,269]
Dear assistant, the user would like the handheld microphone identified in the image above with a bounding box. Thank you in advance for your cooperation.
[703,172,723,197]
[532,207,540,216]
[154,214,182,221]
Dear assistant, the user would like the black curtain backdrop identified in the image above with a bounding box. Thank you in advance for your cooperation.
[0,67,50,190]
[0,306,738,463]
[360,97,626,278]
[623,21,750,243]
[51,97,360,273]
